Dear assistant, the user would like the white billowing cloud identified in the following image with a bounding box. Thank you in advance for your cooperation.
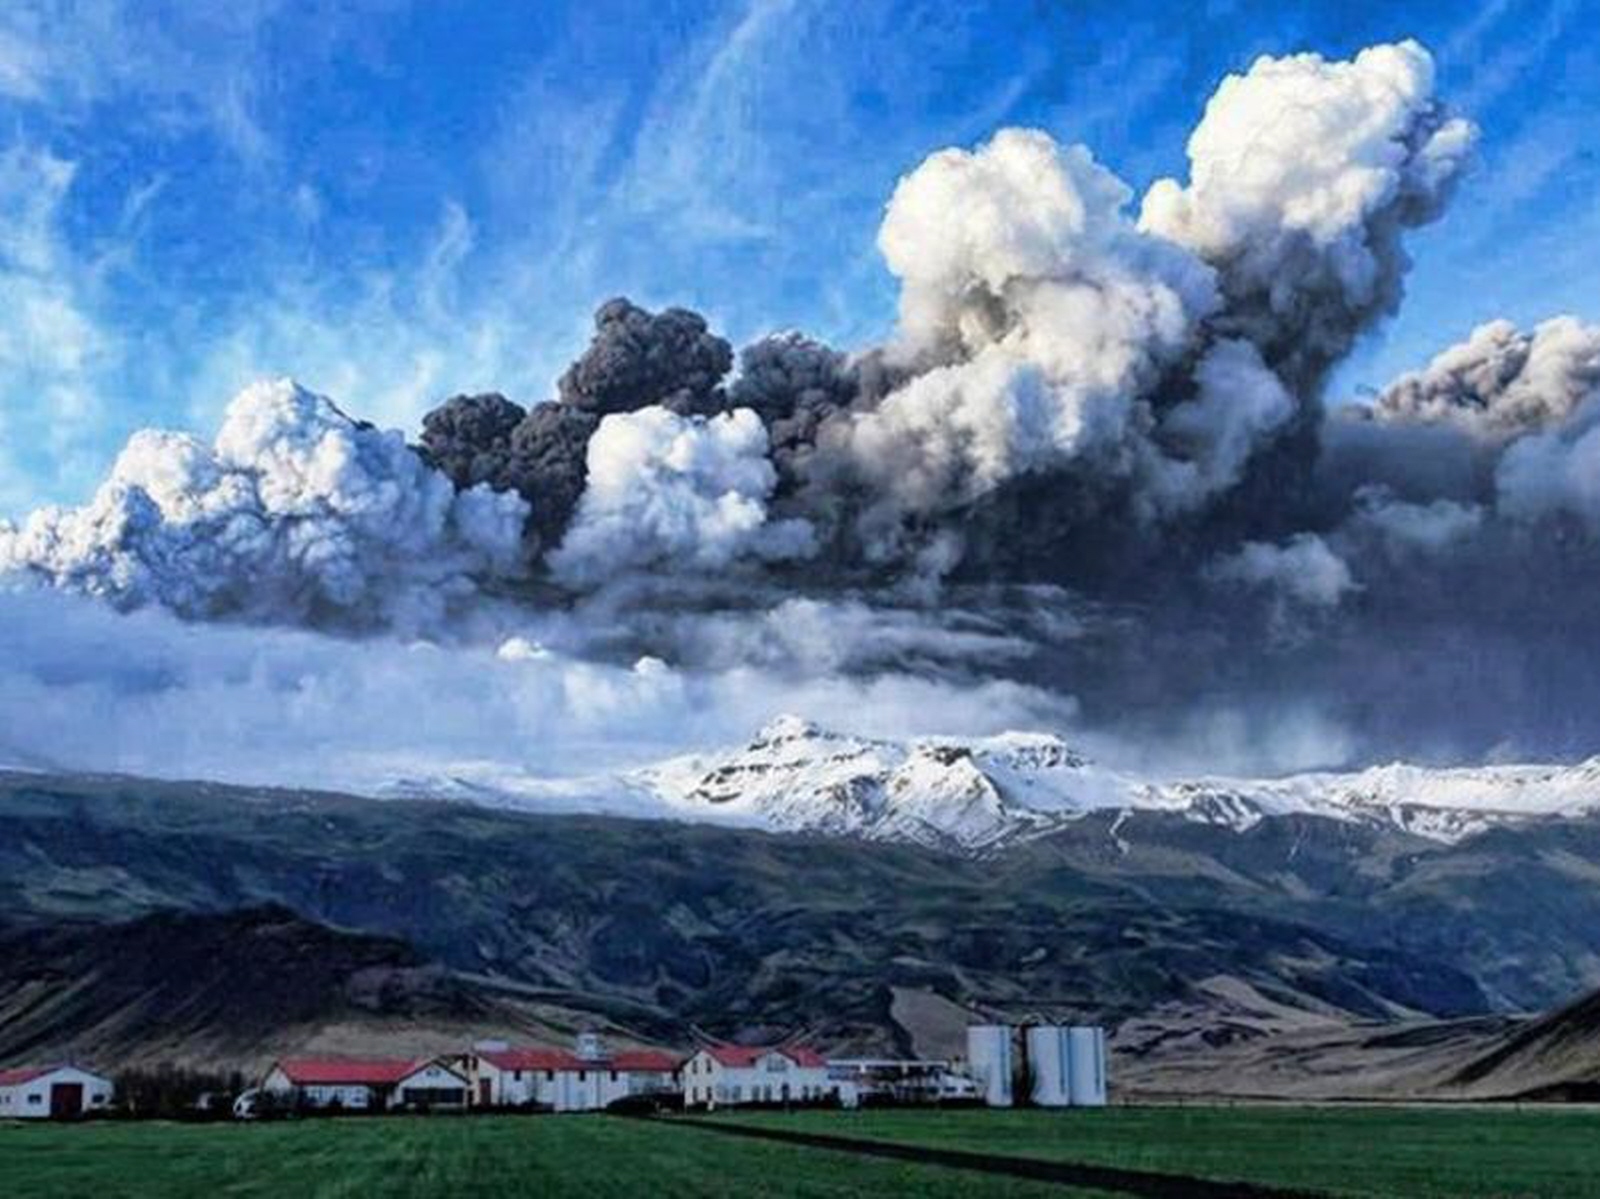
[1140,39,1476,378]
[1207,533,1357,608]
[550,406,814,584]
[832,128,1217,531]
[1370,317,1600,439]
[0,378,528,632]
[878,128,1215,357]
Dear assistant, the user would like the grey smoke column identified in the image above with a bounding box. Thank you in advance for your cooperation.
[558,297,734,417]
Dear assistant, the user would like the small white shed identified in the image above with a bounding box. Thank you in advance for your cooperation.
[0,1065,114,1119]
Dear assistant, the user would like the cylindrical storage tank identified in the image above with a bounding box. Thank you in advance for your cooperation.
[1026,1025,1072,1107]
[966,1025,1013,1107]
[1066,1026,1107,1106]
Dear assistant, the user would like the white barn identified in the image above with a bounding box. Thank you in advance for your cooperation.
[681,1045,839,1109]
[0,1065,114,1119]
[468,1036,680,1112]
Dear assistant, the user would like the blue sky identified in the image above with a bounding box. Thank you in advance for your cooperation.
[0,0,1595,516]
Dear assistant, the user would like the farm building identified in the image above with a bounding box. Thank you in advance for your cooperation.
[681,1044,841,1109]
[0,1065,114,1119]
[261,1057,470,1112]
[391,1060,472,1110]
[466,1033,679,1111]
[825,1058,978,1105]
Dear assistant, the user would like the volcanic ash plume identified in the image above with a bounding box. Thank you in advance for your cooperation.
[18,39,1600,764]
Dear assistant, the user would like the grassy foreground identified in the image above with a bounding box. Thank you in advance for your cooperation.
[723,1105,1600,1198]
[0,1114,1109,1198]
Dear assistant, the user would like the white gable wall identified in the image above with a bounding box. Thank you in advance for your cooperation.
[0,1067,114,1119]
[390,1062,469,1109]
[682,1051,838,1109]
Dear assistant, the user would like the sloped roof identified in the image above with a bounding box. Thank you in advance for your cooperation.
[702,1045,827,1069]
[479,1048,583,1072]
[609,1049,680,1072]
[273,1058,418,1086]
[396,1060,469,1086]
[0,1066,55,1087]
[480,1046,680,1074]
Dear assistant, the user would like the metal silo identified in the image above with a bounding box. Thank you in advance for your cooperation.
[966,1024,1013,1107]
[1066,1026,1107,1106]
[1025,1025,1072,1107]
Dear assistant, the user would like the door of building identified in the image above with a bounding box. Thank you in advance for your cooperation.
[50,1083,83,1118]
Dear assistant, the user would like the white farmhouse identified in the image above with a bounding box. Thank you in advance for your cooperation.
[681,1045,837,1109]
[0,1065,114,1119]
[467,1034,680,1112]
[261,1057,418,1111]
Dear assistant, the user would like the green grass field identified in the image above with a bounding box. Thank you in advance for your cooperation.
[0,1114,1112,1198]
[7,1106,1597,1197]
[723,1105,1600,1198]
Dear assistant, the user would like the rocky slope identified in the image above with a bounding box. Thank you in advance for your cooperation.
[11,765,1600,1078]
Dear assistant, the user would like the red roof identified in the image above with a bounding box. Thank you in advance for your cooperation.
[609,1050,680,1072]
[479,1048,583,1073]
[0,1066,54,1087]
[702,1045,827,1069]
[273,1058,419,1086]
[479,1047,680,1074]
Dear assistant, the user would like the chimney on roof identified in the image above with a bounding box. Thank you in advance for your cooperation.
[575,1030,606,1062]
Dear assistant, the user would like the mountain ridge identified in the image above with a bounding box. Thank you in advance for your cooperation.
[380,715,1600,856]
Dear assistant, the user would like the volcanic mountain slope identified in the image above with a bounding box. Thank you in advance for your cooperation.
[0,767,1537,1069]
[1115,976,1600,1103]
[1444,985,1600,1100]
[0,905,583,1072]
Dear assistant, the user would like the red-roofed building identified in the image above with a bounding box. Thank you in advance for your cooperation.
[0,1065,114,1119]
[682,1044,841,1110]
[467,1033,681,1111]
[261,1057,469,1112]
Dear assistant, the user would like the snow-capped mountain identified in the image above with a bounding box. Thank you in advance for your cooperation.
[380,714,1600,856]
[635,716,1600,853]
